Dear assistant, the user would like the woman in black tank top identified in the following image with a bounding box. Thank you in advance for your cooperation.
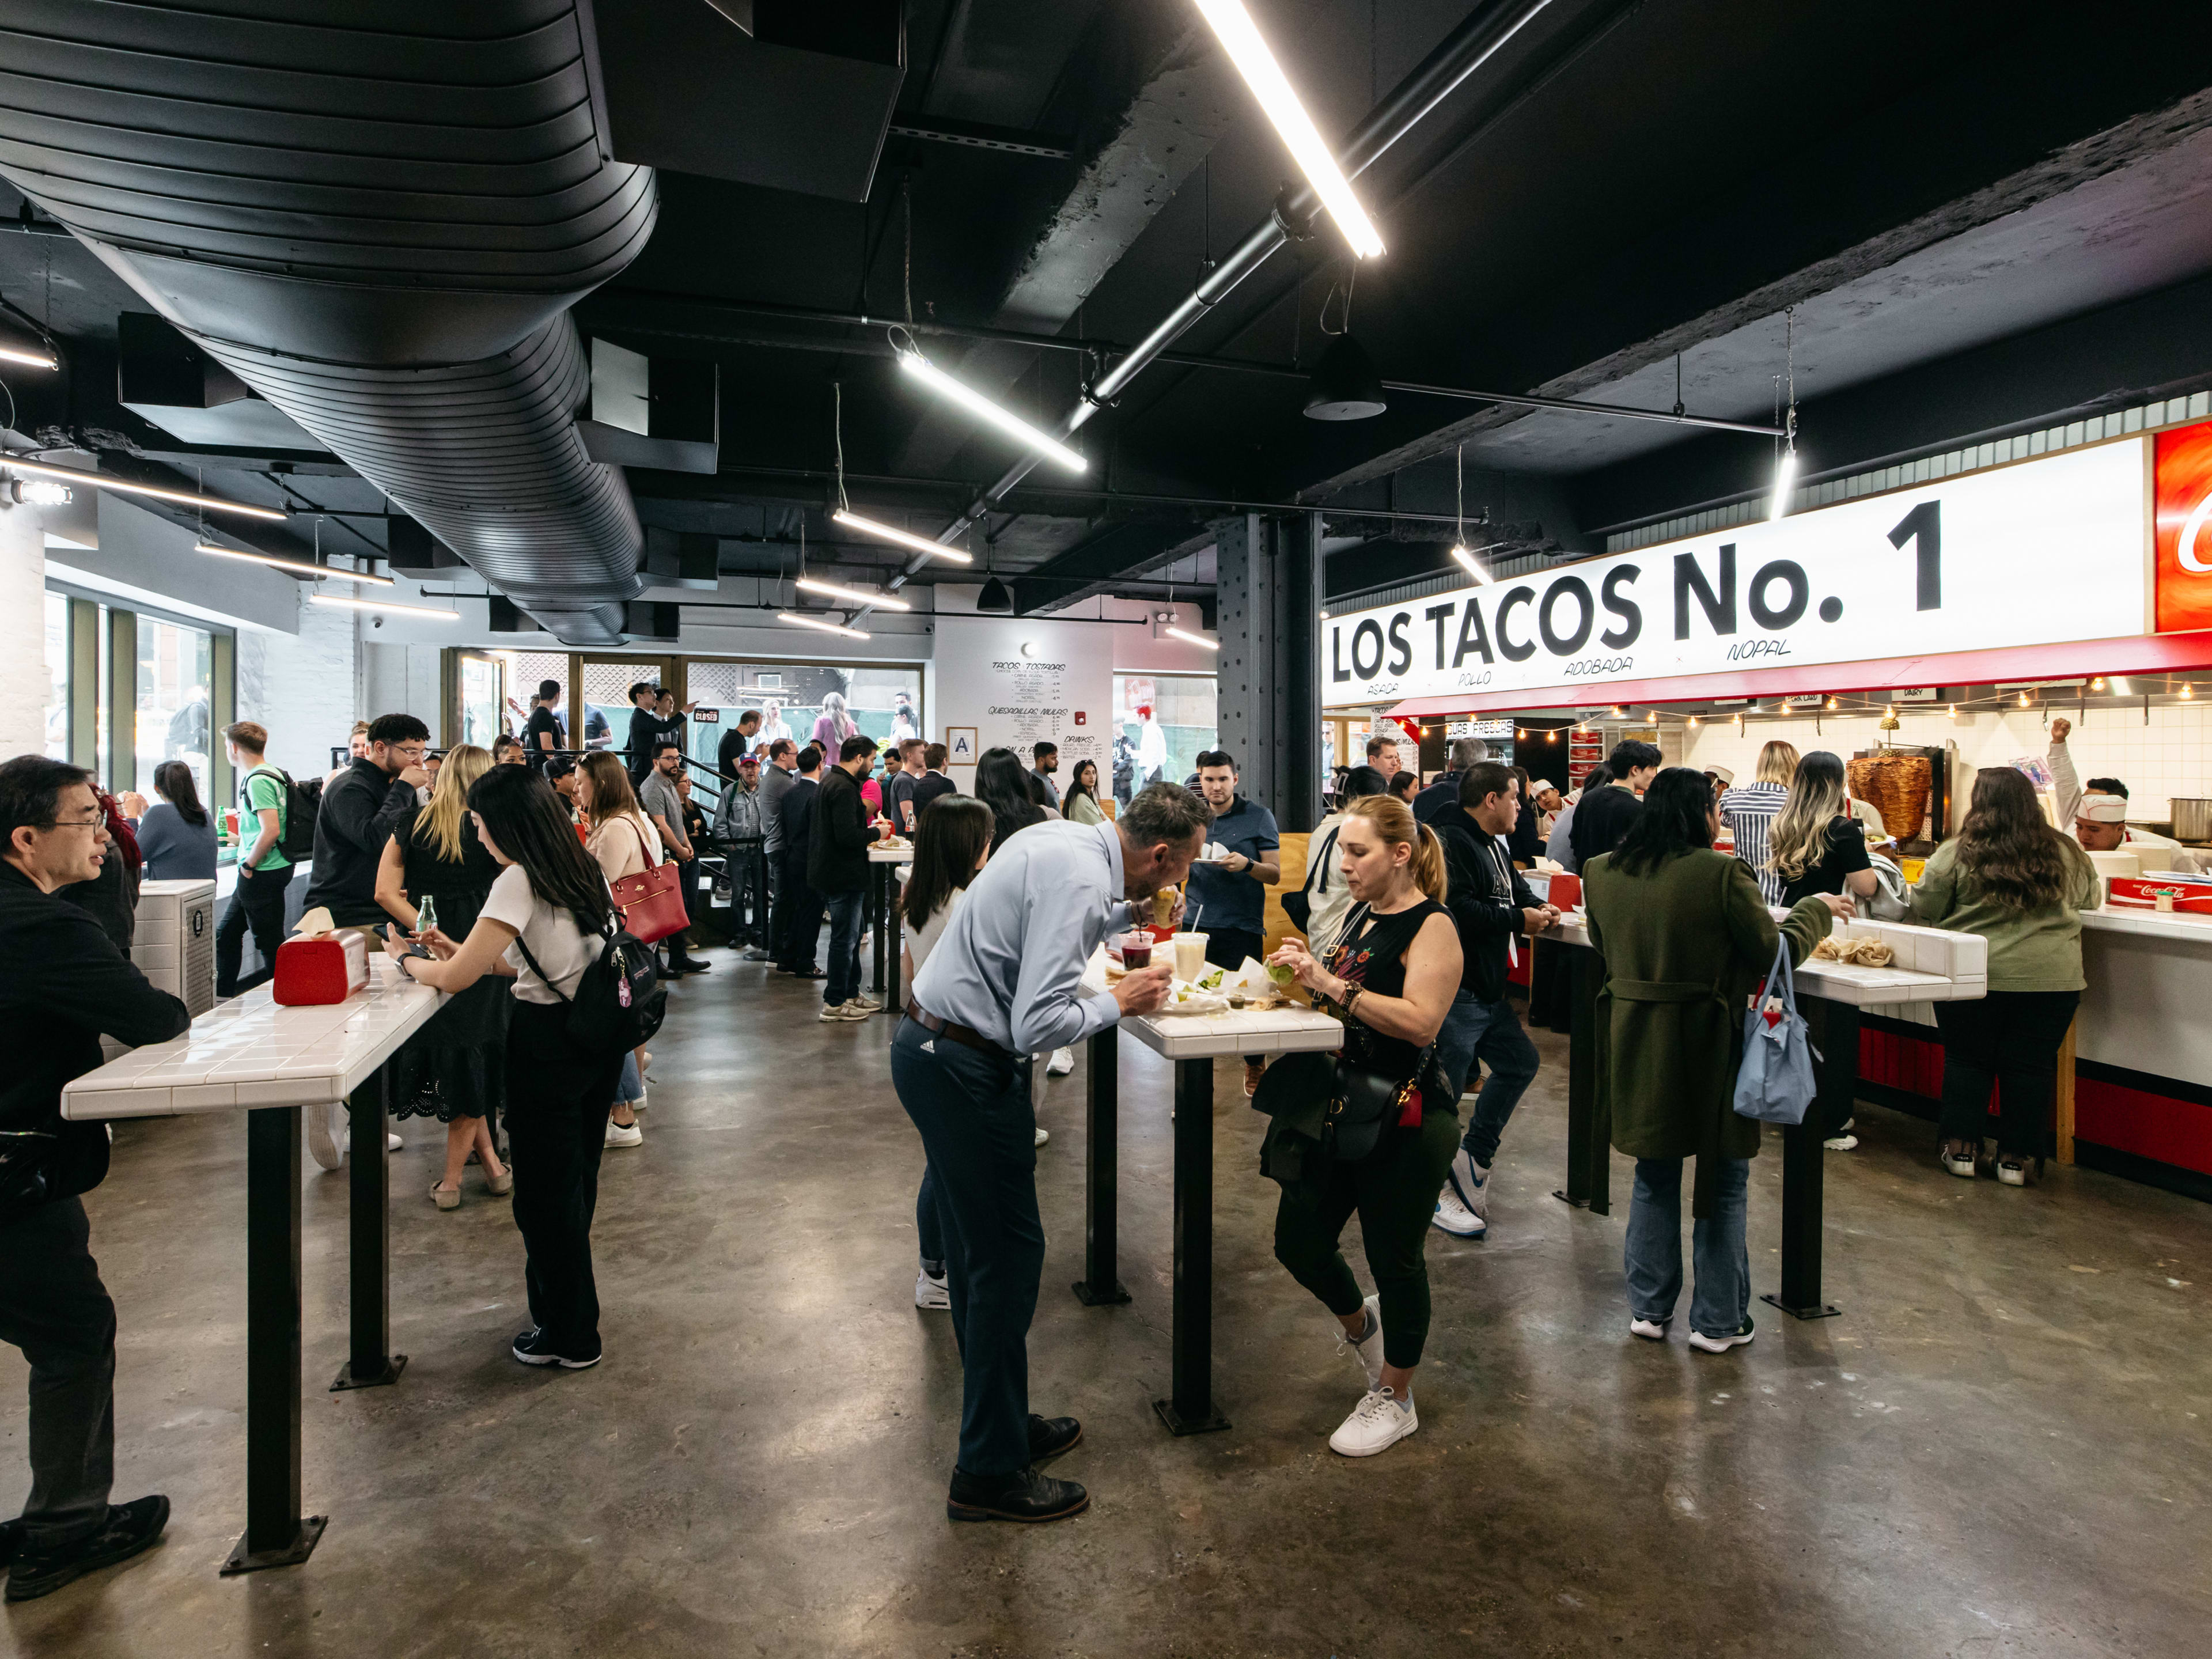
[1264,796,1463,1459]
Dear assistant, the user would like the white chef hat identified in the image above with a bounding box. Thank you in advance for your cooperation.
[2077,793,2128,824]
[1530,778,1559,794]
[1706,765,1736,786]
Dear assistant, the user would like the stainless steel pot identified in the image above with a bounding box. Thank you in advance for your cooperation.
[2169,798,2212,842]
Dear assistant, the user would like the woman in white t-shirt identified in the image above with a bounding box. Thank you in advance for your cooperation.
[384,764,627,1371]
[897,796,995,1311]
[575,751,662,1142]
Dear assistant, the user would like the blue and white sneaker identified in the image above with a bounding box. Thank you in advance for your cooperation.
[1432,1188,1484,1237]
[1445,1147,1493,1230]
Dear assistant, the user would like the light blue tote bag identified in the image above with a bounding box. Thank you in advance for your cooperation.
[1733,937,1819,1126]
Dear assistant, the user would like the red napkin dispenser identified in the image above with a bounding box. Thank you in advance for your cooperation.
[1544,872,1583,911]
[273,931,371,1005]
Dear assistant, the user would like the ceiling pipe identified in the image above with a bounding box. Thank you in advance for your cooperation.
[847,0,1563,624]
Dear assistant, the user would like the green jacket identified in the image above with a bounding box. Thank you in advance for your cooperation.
[1583,848,1832,1185]
[1906,836,2097,993]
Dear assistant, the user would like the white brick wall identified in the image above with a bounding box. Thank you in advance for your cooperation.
[236,594,359,782]
[0,499,45,760]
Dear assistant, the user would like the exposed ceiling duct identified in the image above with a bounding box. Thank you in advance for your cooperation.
[0,1,660,644]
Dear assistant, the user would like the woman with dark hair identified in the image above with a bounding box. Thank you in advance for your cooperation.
[1061,759,1106,826]
[975,746,1045,853]
[1910,767,2099,1184]
[383,764,626,1370]
[1582,768,1848,1353]
[135,761,215,881]
[899,796,998,1308]
[1387,768,1419,805]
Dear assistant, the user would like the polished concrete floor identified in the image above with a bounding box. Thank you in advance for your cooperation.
[5,944,2211,1658]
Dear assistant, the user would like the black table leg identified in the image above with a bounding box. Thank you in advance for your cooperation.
[332,1067,407,1390]
[870,863,889,996]
[1764,996,1853,1321]
[224,1107,325,1574]
[1073,1028,1129,1306]
[1154,1056,1230,1435]
[1555,945,1608,1213]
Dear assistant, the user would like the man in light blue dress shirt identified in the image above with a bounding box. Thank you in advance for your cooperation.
[897,782,1210,1524]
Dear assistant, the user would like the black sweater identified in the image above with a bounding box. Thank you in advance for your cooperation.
[303,757,417,926]
[808,765,872,893]
[1434,816,1543,1002]
[1569,783,1643,869]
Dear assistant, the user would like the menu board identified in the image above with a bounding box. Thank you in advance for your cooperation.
[935,617,1113,782]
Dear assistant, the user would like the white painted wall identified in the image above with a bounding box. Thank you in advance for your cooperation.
[235,593,358,782]
[0,494,47,759]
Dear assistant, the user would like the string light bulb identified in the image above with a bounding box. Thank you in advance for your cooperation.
[2184,683,2196,700]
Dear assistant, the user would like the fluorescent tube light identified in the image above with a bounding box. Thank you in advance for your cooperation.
[10,479,71,506]
[0,344,57,370]
[1768,448,1797,521]
[2,457,288,521]
[831,509,974,563]
[896,351,1087,472]
[196,541,395,586]
[795,576,911,612]
[1165,626,1219,651]
[778,611,872,641]
[1195,0,1386,259]
[2109,676,2132,696]
[1449,544,1495,583]
[309,594,459,620]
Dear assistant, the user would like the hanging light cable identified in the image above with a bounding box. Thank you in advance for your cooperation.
[1449,443,1495,582]
[1768,306,1798,521]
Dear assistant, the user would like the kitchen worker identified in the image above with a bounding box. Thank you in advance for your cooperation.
[2048,717,2202,873]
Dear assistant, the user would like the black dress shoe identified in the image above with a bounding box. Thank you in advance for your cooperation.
[946,1465,1089,1524]
[671,957,713,974]
[5,1496,169,1602]
[1028,1414,1082,1460]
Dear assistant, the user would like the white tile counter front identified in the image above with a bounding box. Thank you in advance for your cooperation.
[62,958,445,1122]
[1081,949,1347,1059]
[1544,912,1987,1008]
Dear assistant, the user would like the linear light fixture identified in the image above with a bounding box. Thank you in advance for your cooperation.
[1768,448,1797,521]
[196,541,395,586]
[794,575,911,612]
[831,508,974,563]
[0,343,57,370]
[778,611,872,641]
[895,351,1087,472]
[1,456,288,521]
[309,594,459,621]
[1165,626,1219,651]
[1450,540,1505,583]
[1194,0,1386,259]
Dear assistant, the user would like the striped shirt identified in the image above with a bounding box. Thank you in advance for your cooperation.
[1719,782,1789,904]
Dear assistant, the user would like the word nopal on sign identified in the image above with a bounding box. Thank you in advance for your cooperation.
[1322,438,2147,709]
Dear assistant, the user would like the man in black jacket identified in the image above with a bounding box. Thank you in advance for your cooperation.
[0,757,191,1601]
[809,734,880,1022]
[774,745,825,979]
[1569,739,1661,869]
[302,712,427,927]
[1430,762,1558,1242]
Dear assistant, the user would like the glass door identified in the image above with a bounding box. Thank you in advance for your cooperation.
[456,652,507,752]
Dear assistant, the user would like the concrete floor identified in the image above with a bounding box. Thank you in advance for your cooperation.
[5,948,2211,1658]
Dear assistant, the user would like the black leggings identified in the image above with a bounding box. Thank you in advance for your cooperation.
[1934,989,2081,1160]
[504,1001,626,1355]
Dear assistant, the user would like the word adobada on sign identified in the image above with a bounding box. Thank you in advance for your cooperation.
[1321,438,2148,710]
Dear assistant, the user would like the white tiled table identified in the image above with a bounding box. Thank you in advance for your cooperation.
[62,957,443,1575]
[1073,950,1346,1434]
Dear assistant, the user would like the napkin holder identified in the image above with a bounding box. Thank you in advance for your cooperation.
[274,911,373,1005]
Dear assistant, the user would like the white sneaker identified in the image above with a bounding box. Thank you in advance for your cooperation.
[1335,1294,1385,1392]
[605,1118,643,1147]
[1446,1147,1493,1226]
[632,1084,647,1112]
[1033,1125,1050,1147]
[1630,1316,1671,1342]
[308,1103,345,1171]
[1687,1319,1755,1354]
[1329,1385,1418,1457]
[385,1132,403,1153]
[819,1002,861,1022]
[1431,1188,1486,1238]
[840,998,877,1018]
[1046,1047,1075,1077]
[1823,1133,1859,1152]
[914,1268,950,1310]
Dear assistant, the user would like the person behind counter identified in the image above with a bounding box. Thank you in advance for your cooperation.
[134,761,216,882]
[0,755,191,1601]
[1569,740,1661,869]
[1719,740,1799,904]
[1582,768,1847,1353]
[1909,766,2100,1185]
[1543,764,1609,873]
[2047,717,2202,873]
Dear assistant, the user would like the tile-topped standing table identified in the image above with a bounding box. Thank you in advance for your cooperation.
[1074,950,1345,1435]
[868,843,913,999]
[62,957,443,1574]
[1542,908,1986,1320]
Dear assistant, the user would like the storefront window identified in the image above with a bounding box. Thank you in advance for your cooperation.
[1112,673,1215,803]
[499,650,570,742]
[134,614,215,801]
[43,590,67,760]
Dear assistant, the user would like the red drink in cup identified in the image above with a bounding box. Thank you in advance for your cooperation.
[1120,931,1153,970]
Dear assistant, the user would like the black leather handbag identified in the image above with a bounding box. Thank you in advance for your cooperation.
[1323,1052,1427,1162]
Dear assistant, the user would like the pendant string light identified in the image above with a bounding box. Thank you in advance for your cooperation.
[1768,307,1798,522]
[1448,444,1495,582]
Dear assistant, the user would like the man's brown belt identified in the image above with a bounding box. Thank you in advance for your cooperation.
[904,999,1013,1058]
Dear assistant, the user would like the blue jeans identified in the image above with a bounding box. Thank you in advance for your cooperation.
[1623,1156,1750,1338]
[823,887,865,1006]
[1433,990,1540,1167]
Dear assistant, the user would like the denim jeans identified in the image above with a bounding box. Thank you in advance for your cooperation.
[823,887,865,1006]
[1623,1156,1750,1338]
[1433,989,1540,1166]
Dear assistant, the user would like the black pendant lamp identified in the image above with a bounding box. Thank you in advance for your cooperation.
[976,532,1013,612]
[1304,333,1388,421]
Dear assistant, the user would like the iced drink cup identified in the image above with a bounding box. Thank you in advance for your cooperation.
[1119,931,1153,970]
[1173,932,1209,982]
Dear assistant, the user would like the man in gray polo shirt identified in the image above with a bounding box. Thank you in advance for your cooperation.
[755,738,798,961]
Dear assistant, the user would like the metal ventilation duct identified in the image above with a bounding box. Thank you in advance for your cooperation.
[0,1,659,645]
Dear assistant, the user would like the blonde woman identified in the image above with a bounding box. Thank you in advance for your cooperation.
[575,751,662,1145]
[1262,794,1463,1459]
[376,743,511,1209]
[1718,739,1798,903]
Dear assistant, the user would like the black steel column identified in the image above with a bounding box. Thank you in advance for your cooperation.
[1279,510,1325,832]
[1554,945,1609,1214]
[1155,1056,1230,1435]
[1766,996,1853,1320]
[334,1068,406,1389]
[1073,1028,1129,1306]
[224,1107,324,1573]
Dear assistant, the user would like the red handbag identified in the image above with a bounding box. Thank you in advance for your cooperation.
[607,819,688,944]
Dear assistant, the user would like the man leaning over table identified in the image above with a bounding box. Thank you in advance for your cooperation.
[0,755,191,1602]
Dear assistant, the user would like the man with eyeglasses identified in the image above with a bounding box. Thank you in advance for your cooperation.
[0,756,191,1601]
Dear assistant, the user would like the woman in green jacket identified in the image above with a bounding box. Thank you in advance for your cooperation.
[1907,766,2099,1185]
[1584,769,1846,1352]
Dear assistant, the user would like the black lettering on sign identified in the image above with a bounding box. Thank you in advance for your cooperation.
[1538,577,1594,656]
[1351,619,1384,677]
[1425,603,1455,669]
[1495,586,1537,662]
[1386,612,1412,675]
[1888,499,1941,611]
[1748,560,1808,630]
[1600,565,1642,648]
[1452,600,1494,666]
[1331,625,1350,682]
[1674,544,1737,639]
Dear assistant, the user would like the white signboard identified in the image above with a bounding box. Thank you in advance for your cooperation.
[932,615,1112,781]
[1321,438,2148,709]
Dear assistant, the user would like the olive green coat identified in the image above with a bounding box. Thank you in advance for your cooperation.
[1582,849,1833,1177]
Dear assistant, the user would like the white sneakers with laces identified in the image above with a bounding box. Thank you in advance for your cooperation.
[1330,1385,1418,1457]
[1046,1047,1075,1077]
[1335,1294,1385,1392]
[914,1268,950,1310]
[1433,1147,1491,1237]
[604,1117,642,1148]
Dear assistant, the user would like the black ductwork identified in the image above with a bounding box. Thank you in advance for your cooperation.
[0,1,659,645]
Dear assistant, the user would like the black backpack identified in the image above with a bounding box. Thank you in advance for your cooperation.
[244,765,320,864]
[513,921,666,1056]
